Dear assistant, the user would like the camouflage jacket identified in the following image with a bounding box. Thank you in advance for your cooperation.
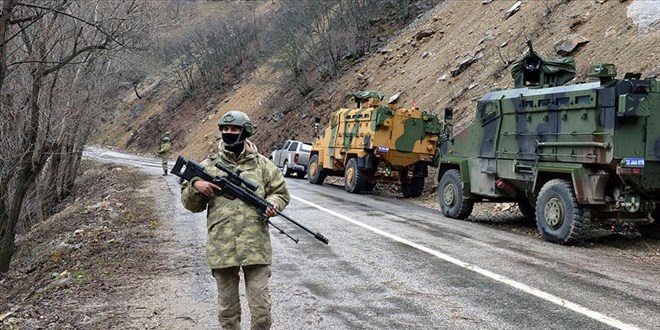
[158,142,172,158]
[180,140,290,269]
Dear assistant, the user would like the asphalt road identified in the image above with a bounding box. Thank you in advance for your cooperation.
[84,147,659,330]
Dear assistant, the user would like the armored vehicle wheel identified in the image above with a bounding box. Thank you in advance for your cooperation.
[439,169,474,219]
[518,201,536,220]
[402,176,424,198]
[344,158,367,193]
[307,154,327,184]
[535,179,589,244]
[281,160,290,177]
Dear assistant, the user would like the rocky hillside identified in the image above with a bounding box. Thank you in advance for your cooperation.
[98,0,659,162]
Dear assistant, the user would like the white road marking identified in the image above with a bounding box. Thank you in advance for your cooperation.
[291,195,640,330]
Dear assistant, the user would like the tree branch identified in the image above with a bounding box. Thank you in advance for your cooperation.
[6,60,87,68]
[14,1,126,47]
[39,43,108,77]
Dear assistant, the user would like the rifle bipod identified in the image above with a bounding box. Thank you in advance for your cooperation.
[265,219,298,243]
[271,210,329,245]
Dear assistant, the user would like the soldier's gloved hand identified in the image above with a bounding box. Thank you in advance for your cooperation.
[192,180,222,197]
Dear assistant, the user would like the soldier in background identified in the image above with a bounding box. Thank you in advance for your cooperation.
[158,132,172,176]
[179,110,290,330]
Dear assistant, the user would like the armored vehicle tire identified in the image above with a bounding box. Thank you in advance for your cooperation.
[518,202,536,220]
[307,154,327,184]
[535,179,589,244]
[402,176,424,198]
[344,158,368,193]
[281,160,290,177]
[439,169,474,219]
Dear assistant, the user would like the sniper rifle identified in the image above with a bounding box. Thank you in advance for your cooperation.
[171,156,329,245]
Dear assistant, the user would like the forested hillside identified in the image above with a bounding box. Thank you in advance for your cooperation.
[96,0,659,163]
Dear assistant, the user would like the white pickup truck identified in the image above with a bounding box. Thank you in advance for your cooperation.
[269,140,312,177]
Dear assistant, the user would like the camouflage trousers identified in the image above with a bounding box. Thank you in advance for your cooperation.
[160,157,168,173]
[212,265,272,330]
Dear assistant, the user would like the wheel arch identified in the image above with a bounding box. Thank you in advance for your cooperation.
[310,149,323,166]
[534,164,600,204]
[438,160,470,195]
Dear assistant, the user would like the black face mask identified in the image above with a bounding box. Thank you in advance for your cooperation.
[222,133,241,145]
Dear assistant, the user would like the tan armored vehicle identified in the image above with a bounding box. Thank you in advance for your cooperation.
[307,91,443,197]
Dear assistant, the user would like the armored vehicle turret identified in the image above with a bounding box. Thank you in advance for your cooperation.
[436,43,660,243]
[308,91,443,197]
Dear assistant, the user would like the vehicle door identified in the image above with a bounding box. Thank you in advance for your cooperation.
[275,141,291,167]
[299,143,312,166]
[287,142,299,167]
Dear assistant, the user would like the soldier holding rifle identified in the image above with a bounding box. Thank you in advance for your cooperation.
[180,110,290,330]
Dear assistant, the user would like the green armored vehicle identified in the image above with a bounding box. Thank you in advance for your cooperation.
[437,44,660,243]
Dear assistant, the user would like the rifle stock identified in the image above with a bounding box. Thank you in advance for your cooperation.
[172,155,329,245]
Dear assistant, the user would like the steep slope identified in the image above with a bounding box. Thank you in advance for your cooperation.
[271,0,659,146]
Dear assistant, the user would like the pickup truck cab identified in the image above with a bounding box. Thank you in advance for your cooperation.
[270,140,312,177]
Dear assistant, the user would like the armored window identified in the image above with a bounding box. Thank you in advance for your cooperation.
[556,97,570,106]
[478,101,498,123]
[331,115,339,127]
[575,95,591,104]
[523,57,541,86]
[539,99,551,107]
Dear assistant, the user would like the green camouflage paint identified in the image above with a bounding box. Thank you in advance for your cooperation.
[437,45,660,244]
[310,91,442,197]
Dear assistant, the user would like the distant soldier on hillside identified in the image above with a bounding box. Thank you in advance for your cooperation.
[158,132,172,176]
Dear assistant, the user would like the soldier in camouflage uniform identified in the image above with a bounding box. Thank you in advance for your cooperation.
[180,110,290,330]
[158,132,172,176]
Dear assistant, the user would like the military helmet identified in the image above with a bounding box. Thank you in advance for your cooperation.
[218,110,254,137]
[161,136,170,142]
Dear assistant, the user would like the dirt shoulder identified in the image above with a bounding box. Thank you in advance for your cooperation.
[0,161,198,329]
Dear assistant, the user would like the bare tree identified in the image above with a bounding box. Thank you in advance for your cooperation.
[151,6,263,93]
[267,0,385,95]
[0,0,154,273]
